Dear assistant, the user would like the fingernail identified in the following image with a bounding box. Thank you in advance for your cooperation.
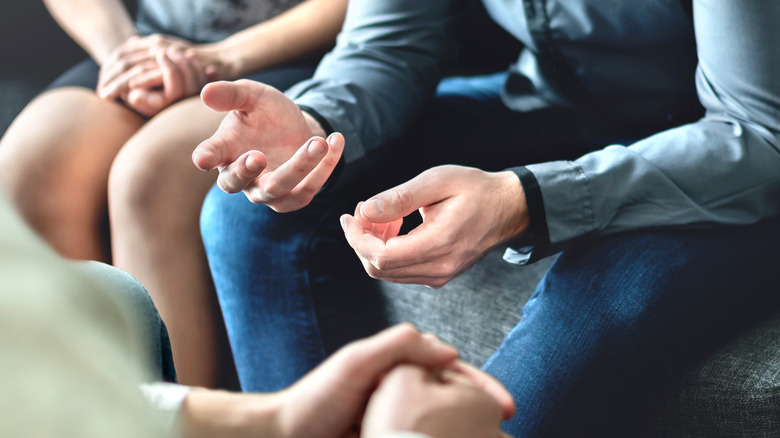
[246,154,261,172]
[327,133,342,148]
[339,215,347,230]
[308,139,326,157]
[363,199,384,218]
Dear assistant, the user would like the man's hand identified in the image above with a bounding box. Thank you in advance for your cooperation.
[362,364,514,438]
[341,165,529,288]
[191,79,341,212]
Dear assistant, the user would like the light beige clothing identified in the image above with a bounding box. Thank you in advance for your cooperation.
[0,192,435,438]
[0,193,170,438]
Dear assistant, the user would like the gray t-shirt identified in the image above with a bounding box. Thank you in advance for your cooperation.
[136,0,304,43]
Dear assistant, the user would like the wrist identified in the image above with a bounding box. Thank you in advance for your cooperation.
[178,389,284,438]
[196,42,243,81]
[494,170,531,242]
[301,110,328,138]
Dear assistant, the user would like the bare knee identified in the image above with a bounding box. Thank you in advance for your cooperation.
[109,137,214,232]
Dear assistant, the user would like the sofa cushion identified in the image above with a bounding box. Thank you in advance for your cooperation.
[654,311,780,437]
[380,248,554,366]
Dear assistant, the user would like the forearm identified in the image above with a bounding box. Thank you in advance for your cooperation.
[43,0,136,64]
[287,0,463,168]
[509,0,780,262]
[177,389,282,438]
[198,0,348,80]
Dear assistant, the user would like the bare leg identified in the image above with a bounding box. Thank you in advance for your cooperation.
[0,87,144,261]
[108,95,231,388]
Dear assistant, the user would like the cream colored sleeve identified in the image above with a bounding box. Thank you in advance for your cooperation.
[0,193,170,438]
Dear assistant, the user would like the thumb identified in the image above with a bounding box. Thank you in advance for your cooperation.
[200,79,265,113]
[360,169,447,223]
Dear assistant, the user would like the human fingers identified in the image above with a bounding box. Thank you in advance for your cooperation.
[242,137,328,207]
[199,79,267,114]
[98,37,154,90]
[350,201,404,243]
[342,213,443,270]
[325,324,458,386]
[445,362,516,420]
[125,88,165,117]
[287,132,346,205]
[98,33,188,90]
[163,47,207,99]
[363,364,505,438]
[275,325,458,438]
[216,150,268,194]
[158,50,184,104]
[99,50,152,91]
[358,166,454,224]
[128,68,163,90]
[99,61,158,100]
[190,81,271,172]
[184,49,208,90]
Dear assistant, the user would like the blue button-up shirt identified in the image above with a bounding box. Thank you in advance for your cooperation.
[288,0,780,263]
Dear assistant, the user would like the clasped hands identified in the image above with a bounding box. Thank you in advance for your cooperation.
[181,324,515,438]
[97,34,218,117]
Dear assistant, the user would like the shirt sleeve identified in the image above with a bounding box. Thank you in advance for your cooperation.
[286,0,463,185]
[507,0,780,263]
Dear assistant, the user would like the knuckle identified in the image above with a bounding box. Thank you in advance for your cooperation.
[392,323,421,342]
[261,181,282,199]
[438,260,459,279]
[429,280,447,289]
[244,191,267,205]
[371,254,388,271]
[365,264,382,279]
[337,341,367,364]
[391,188,415,214]
[216,178,238,194]
[295,184,318,199]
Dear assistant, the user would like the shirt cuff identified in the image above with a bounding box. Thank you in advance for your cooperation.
[524,160,595,252]
[139,382,192,434]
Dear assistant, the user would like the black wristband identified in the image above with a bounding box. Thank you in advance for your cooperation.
[508,166,550,263]
[297,104,335,136]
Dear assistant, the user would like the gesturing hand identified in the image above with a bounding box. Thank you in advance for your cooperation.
[341,165,530,288]
[192,80,343,212]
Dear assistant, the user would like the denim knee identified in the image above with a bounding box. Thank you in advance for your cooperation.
[75,261,176,382]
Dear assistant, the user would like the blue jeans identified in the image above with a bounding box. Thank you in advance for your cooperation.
[200,73,780,435]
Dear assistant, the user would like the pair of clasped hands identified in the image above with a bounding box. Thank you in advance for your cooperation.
[98,34,222,117]
[192,80,531,289]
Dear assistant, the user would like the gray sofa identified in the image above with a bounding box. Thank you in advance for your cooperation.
[3,1,779,436]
